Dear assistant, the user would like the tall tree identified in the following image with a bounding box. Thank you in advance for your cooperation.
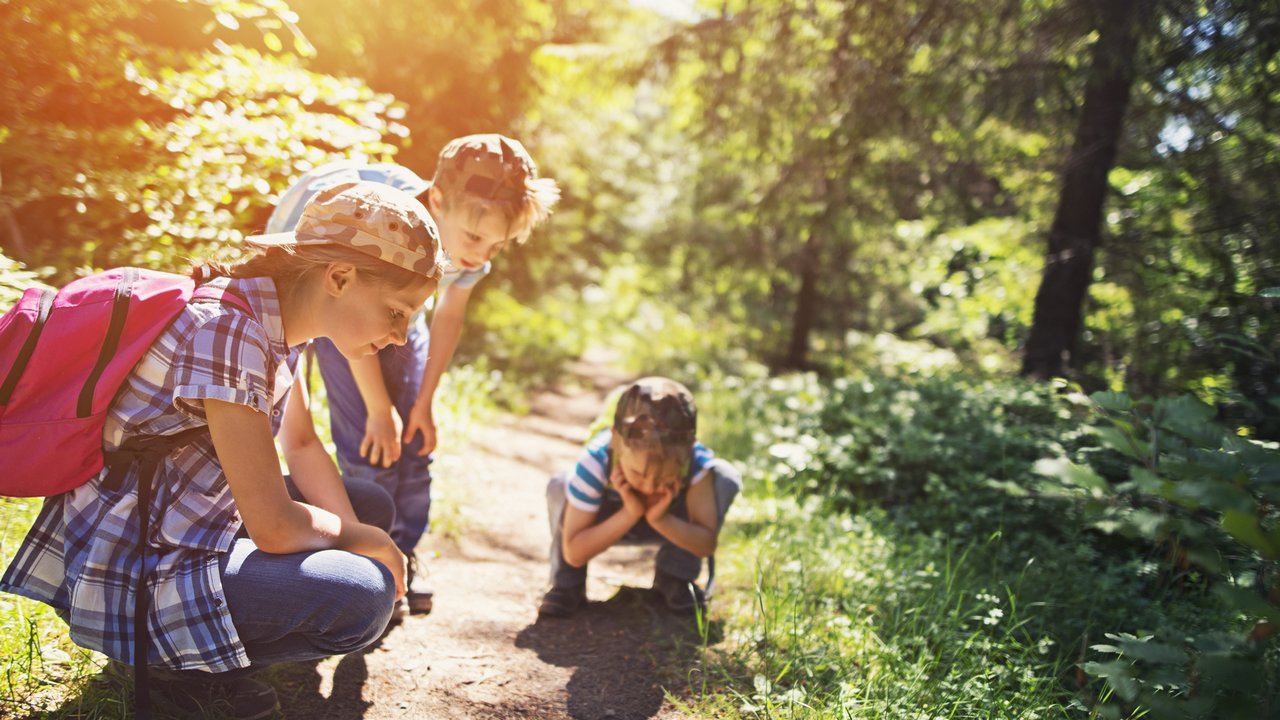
[1022,0,1148,379]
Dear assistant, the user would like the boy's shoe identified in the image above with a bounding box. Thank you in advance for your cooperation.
[538,584,587,618]
[105,659,280,720]
[388,597,407,626]
[652,569,707,614]
[406,554,434,615]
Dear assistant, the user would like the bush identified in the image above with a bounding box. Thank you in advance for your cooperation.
[1039,391,1280,718]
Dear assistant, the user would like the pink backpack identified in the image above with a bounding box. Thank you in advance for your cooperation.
[0,267,252,496]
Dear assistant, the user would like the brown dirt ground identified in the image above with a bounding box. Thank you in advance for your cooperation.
[265,360,723,720]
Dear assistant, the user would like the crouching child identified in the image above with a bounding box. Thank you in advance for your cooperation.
[540,377,741,617]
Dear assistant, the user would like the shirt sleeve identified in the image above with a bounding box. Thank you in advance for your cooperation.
[687,442,716,486]
[442,263,491,290]
[566,429,613,512]
[171,312,276,420]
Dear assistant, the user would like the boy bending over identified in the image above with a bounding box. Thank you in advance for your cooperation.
[540,377,741,617]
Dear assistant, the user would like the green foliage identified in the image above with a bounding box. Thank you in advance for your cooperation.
[703,493,1154,718]
[747,371,1075,512]
[461,286,588,391]
[1036,391,1280,717]
[1,498,105,718]
[0,252,49,306]
[0,0,403,278]
[737,513,1064,715]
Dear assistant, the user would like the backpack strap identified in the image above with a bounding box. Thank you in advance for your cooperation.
[0,288,54,406]
[191,283,254,317]
[103,283,253,720]
[101,425,210,720]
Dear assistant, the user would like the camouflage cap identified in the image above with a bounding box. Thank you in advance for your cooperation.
[613,377,697,449]
[433,134,537,205]
[246,181,443,279]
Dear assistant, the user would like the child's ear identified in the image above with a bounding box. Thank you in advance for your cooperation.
[323,262,357,297]
[426,186,446,216]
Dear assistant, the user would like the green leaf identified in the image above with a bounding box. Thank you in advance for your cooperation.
[1260,287,1280,298]
[1083,660,1141,702]
[1123,509,1170,540]
[1220,510,1280,559]
[1171,478,1254,513]
[1095,426,1150,461]
[1129,466,1167,495]
[1113,636,1186,665]
[1214,585,1280,623]
[1092,391,1134,413]
[1034,458,1110,497]
[1184,546,1227,574]
[1155,395,1218,444]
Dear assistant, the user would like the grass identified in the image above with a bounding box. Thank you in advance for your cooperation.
[0,362,501,718]
[689,495,1089,718]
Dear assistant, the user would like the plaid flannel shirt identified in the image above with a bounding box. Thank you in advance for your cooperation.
[0,276,299,672]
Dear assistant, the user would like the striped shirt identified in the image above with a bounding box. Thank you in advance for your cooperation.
[0,276,299,672]
[566,429,716,512]
[265,160,489,290]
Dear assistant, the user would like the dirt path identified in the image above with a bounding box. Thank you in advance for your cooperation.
[269,360,716,720]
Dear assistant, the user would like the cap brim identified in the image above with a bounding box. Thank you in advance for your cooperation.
[244,231,299,247]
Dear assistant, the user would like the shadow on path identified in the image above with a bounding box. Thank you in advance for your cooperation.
[270,650,373,720]
[515,586,722,720]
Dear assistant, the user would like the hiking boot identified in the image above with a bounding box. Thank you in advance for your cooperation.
[538,584,587,618]
[105,659,280,720]
[406,554,434,615]
[653,569,707,614]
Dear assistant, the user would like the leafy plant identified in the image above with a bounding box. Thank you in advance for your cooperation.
[1039,391,1280,717]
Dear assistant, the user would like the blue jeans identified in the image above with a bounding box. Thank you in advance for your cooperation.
[545,459,742,588]
[312,330,434,555]
[218,477,397,667]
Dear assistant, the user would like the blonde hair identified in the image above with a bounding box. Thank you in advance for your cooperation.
[436,176,560,245]
[194,244,430,303]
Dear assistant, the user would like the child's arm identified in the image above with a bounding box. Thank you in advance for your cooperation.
[647,473,719,558]
[404,283,472,456]
[349,354,402,468]
[207,396,406,598]
[560,478,648,567]
[279,373,357,523]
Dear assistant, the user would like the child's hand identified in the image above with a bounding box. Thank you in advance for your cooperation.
[403,401,437,457]
[613,466,647,520]
[361,407,403,468]
[644,485,676,524]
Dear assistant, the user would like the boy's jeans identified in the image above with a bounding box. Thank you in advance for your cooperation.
[545,459,742,589]
[313,330,433,556]
[218,477,397,667]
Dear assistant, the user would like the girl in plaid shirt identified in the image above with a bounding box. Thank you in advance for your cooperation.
[2,182,442,719]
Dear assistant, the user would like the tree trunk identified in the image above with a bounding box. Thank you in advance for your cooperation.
[783,229,823,370]
[1022,0,1145,380]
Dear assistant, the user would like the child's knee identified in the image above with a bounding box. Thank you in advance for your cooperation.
[315,556,395,654]
[546,472,571,508]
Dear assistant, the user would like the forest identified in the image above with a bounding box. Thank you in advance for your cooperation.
[1,0,1277,718]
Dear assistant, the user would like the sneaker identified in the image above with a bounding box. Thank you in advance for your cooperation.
[652,569,707,614]
[406,554,434,615]
[388,597,407,626]
[105,659,280,720]
[538,584,587,618]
